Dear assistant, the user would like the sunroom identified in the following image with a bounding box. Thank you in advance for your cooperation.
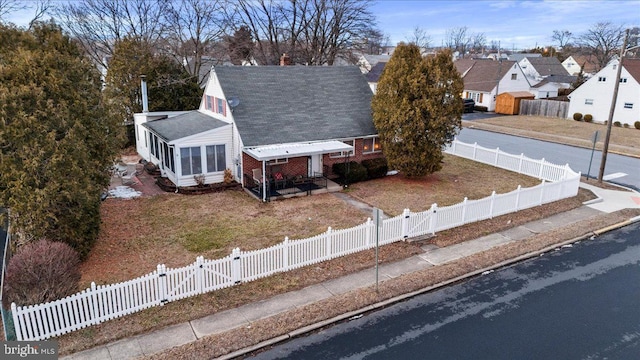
[140,111,234,187]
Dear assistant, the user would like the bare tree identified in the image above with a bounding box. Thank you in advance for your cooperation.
[233,0,289,65]
[233,0,378,65]
[405,26,431,51]
[551,29,572,49]
[162,0,228,87]
[445,26,471,56]
[577,21,625,71]
[0,0,50,26]
[0,0,26,21]
[54,0,166,69]
[471,32,486,54]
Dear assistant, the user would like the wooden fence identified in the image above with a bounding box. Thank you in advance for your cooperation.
[11,139,581,341]
[519,99,569,119]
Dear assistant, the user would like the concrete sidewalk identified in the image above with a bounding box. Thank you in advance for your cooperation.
[62,183,640,360]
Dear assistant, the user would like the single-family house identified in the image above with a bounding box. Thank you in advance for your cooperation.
[562,55,599,76]
[134,64,383,201]
[567,58,640,126]
[455,59,531,111]
[357,54,391,73]
[518,57,575,98]
[365,61,386,93]
[519,57,570,81]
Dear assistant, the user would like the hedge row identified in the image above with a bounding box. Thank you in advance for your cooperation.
[332,157,388,184]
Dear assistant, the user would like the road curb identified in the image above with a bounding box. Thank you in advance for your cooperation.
[217,216,640,359]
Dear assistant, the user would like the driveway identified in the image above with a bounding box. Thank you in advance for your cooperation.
[462,111,506,121]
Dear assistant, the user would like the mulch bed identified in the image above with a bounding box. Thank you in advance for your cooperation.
[155,176,242,194]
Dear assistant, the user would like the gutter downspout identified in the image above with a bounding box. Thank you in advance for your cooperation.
[262,160,267,202]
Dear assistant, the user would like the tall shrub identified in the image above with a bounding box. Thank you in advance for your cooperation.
[3,239,81,306]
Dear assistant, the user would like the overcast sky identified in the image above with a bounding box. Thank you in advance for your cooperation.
[372,0,640,50]
[5,0,640,51]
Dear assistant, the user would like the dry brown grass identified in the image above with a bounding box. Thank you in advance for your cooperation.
[54,153,555,355]
[81,191,371,286]
[465,115,640,157]
[146,208,640,360]
[347,154,540,216]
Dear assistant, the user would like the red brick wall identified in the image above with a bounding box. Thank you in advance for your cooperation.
[323,138,384,176]
[242,138,385,183]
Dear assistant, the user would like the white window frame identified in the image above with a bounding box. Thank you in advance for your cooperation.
[206,144,226,173]
[363,137,382,154]
[267,158,288,165]
[180,146,202,176]
[620,78,628,83]
[511,73,517,80]
[330,139,355,158]
[624,103,633,109]
[585,99,594,105]
[598,77,606,82]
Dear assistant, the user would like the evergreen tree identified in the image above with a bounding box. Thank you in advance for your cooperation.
[103,37,202,125]
[0,22,123,258]
[372,44,463,177]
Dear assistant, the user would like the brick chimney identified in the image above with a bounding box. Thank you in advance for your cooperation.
[280,53,291,66]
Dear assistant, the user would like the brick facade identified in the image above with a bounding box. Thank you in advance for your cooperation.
[242,138,385,185]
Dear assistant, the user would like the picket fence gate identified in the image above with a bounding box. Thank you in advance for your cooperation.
[11,139,581,341]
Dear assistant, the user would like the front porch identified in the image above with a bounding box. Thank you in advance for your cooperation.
[243,140,352,201]
[244,172,342,200]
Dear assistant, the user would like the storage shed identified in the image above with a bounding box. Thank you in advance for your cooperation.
[495,91,535,115]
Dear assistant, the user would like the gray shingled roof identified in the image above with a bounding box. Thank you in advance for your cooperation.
[366,62,387,82]
[454,59,519,92]
[214,66,376,147]
[525,57,570,76]
[142,111,229,142]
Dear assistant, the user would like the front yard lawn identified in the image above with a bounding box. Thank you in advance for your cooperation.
[82,154,542,286]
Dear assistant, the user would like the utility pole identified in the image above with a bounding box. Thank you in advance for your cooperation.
[598,29,630,184]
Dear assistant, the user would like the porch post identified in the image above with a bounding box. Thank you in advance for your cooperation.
[262,160,267,202]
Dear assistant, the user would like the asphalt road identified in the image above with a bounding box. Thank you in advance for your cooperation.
[249,222,640,360]
[456,127,640,191]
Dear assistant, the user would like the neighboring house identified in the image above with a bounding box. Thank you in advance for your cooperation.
[455,59,531,111]
[518,57,575,98]
[365,61,386,93]
[567,58,640,126]
[562,55,599,76]
[519,57,570,81]
[529,74,577,98]
[358,54,391,73]
[134,64,383,201]
[507,53,542,62]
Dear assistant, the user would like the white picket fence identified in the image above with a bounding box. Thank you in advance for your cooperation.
[11,139,581,341]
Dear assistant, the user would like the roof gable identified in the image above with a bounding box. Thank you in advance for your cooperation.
[213,66,376,147]
[455,59,518,92]
[525,57,570,76]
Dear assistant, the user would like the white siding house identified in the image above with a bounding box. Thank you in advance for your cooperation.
[455,59,531,111]
[134,64,379,200]
[567,58,640,126]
